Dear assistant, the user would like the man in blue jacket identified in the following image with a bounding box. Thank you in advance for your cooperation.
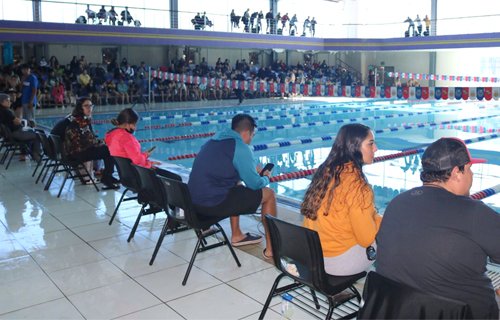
[188,114,276,259]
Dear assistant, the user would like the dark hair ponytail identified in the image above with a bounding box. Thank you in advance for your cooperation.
[112,108,139,126]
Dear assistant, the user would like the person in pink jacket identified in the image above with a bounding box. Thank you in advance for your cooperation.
[104,108,159,169]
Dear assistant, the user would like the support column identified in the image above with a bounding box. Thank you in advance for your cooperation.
[428,0,437,87]
[32,0,41,22]
[170,0,178,29]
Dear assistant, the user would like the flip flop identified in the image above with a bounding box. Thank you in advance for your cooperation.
[262,248,273,260]
[231,232,263,247]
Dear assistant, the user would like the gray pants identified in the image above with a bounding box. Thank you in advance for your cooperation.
[324,243,375,276]
[11,129,41,160]
[22,103,35,121]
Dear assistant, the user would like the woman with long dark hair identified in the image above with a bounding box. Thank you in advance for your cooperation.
[64,97,118,189]
[301,123,382,276]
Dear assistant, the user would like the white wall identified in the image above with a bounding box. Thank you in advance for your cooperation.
[362,51,430,85]
[436,47,500,87]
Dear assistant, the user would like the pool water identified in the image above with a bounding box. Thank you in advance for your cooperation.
[38,99,500,212]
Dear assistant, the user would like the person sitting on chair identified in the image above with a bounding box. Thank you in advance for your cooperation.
[63,97,118,189]
[376,137,500,319]
[105,108,176,178]
[85,4,96,24]
[120,7,133,25]
[188,114,277,259]
[301,123,381,276]
[97,5,107,24]
[0,93,41,161]
[107,6,118,25]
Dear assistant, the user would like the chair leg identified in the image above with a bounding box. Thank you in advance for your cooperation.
[311,289,321,309]
[127,204,146,242]
[182,237,203,286]
[109,188,129,225]
[35,159,49,183]
[32,155,44,177]
[57,170,70,197]
[216,223,241,267]
[149,216,170,265]
[44,164,59,190]
[326,297,335,320]
[80,164,99,192]
[258,273,286,320]
[5,149,16,170]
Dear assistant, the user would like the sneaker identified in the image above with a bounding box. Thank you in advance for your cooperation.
[231,232,263,247]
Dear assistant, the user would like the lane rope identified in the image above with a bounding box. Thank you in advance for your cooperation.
[167,115,499,160]
[268,133,499,183]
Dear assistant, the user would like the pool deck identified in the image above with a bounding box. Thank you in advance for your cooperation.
[1,97,496,318]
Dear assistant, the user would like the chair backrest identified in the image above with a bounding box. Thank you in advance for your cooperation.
[113,157,141,192]
[49,134,65,161]
[36,131,56,160]
[264,215,329,291]
[358,271,472,319]
[0,124,14,142]
[132,164,165,208]
[158,176,210,229]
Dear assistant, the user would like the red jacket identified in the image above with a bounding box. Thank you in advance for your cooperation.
[105,127,152,168]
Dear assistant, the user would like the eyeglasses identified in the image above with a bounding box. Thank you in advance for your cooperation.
[83,104,94,109]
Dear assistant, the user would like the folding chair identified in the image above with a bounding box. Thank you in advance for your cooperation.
[259,215,366,320]
[49,134,99,197]
[31,129,49,178]
[0,124,31,170]
[358,271,472,319]
[130,165,189,245]
[108,156,142,225]
[157,176,241,285]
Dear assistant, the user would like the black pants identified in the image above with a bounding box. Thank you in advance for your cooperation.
[72,145,114,179]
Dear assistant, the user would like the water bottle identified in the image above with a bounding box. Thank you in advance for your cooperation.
[281,293,294,319]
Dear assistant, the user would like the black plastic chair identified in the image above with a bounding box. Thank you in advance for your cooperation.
[35,131,57,185]
[0,124,31,170]
[358,271,472,319]
[140,167,190,266]
[125,164,169,242]
[157,176,241,285]
[31,129,49,179]
[49,134,99,197]
[259,215,366,320]
[108,157,142,225]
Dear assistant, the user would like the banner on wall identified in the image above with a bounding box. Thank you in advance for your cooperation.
[415,87,422,99]
[442,87,449,100]
[449,87,455,100]
[435,87,442,99]
[422,87,429,99]
[476,87,484,100]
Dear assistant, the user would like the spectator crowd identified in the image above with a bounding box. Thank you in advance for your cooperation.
[0,54,357,109]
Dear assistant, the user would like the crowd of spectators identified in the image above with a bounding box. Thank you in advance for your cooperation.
[0,53,357,109]
[76,5,141,27]
[230,9,317,36]
[404,14,430,37]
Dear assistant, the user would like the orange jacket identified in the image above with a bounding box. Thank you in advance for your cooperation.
[303,162,382,257]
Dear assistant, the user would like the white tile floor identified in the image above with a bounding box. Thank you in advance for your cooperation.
[0,157,302,319]
[3,100,499,319]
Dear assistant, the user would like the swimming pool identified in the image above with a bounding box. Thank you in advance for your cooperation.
[38,99,500,212]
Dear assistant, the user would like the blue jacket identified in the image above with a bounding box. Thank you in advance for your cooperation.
[188,129,269,207]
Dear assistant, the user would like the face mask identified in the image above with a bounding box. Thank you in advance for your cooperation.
[125,128,135,135]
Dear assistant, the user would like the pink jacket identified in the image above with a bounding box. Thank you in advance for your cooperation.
[105,128,152,168]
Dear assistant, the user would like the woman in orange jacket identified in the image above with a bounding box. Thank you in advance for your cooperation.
[302,123,382,276]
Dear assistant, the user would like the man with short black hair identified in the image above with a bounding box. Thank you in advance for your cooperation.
[19,64,38,122]
[188,114,277,259]
[377,137,500,319]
